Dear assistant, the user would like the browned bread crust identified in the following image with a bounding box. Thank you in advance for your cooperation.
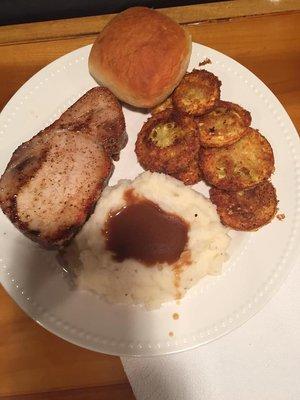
[89,7,191,108]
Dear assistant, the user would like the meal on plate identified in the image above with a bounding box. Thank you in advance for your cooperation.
[0,87,126,248]
[0,6,280,310]
[64,172,230,308]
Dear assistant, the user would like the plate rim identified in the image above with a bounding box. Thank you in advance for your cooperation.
[1,42,300,356]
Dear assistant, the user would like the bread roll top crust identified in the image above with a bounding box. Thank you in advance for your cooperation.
[89,7,191,108]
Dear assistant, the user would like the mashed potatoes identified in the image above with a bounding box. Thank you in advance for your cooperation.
[66,172,230,309]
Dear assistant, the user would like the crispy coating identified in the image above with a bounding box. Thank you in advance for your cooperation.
[197,100,251,147]
[210,181,278,230]
[200,128,274,190]
[151,97,174,115]
[171,159,202,185]
[172,69,221,116]
[135,110,200,175]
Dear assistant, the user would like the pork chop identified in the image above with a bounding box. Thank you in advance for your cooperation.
[55,87,127,160]
[0,127,113,248]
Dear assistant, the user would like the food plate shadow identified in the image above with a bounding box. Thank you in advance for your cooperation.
[7,233,74,321]
[122,102,149,115]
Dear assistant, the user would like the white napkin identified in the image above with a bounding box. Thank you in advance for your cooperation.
[121,264,300,400]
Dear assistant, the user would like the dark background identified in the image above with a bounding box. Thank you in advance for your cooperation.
[0,0,225,26]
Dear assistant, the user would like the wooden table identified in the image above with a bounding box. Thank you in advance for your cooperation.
[0,1,299,399]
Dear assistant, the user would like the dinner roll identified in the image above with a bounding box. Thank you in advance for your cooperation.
[88,7,192,108]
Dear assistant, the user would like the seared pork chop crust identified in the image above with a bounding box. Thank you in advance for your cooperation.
[55,87,127,160]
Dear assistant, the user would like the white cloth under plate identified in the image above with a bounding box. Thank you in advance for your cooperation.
[121,264,300,400]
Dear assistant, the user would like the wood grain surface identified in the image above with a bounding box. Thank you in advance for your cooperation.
[0,0,298,45]
[0,3,299,400]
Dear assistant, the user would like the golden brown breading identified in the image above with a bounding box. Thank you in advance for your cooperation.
[200,128,274,190]
[151,97,174,115]
[172,69,221,116]
[197,100,251,147]
[210,181,278,230]
[135,110,200,176]
[171,159,202,185]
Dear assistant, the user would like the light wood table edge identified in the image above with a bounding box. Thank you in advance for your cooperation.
[0,382,133,399]
[0,0,299,45]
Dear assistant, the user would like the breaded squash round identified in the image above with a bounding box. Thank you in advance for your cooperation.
[210,181,278,230]
[172,69,221,116]
[200,128,274,190]
[197,100,251,147]
[151,97,174,115]
[171,159,202,185]
[135,110,200,175]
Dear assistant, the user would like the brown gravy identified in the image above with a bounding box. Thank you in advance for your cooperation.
[103,190,189,266]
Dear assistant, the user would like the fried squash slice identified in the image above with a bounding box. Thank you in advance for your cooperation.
[151,97,174,115]
[197,100,251,147]
[172,69,221,116]
[210,181,278,230]
[171,159,202,185]
[200,128,274,190]
[135,110,200,179]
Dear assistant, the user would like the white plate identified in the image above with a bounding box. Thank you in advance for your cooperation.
[0,43,299,356]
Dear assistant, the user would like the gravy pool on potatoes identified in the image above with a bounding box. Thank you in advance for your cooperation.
[103,189,189,266]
